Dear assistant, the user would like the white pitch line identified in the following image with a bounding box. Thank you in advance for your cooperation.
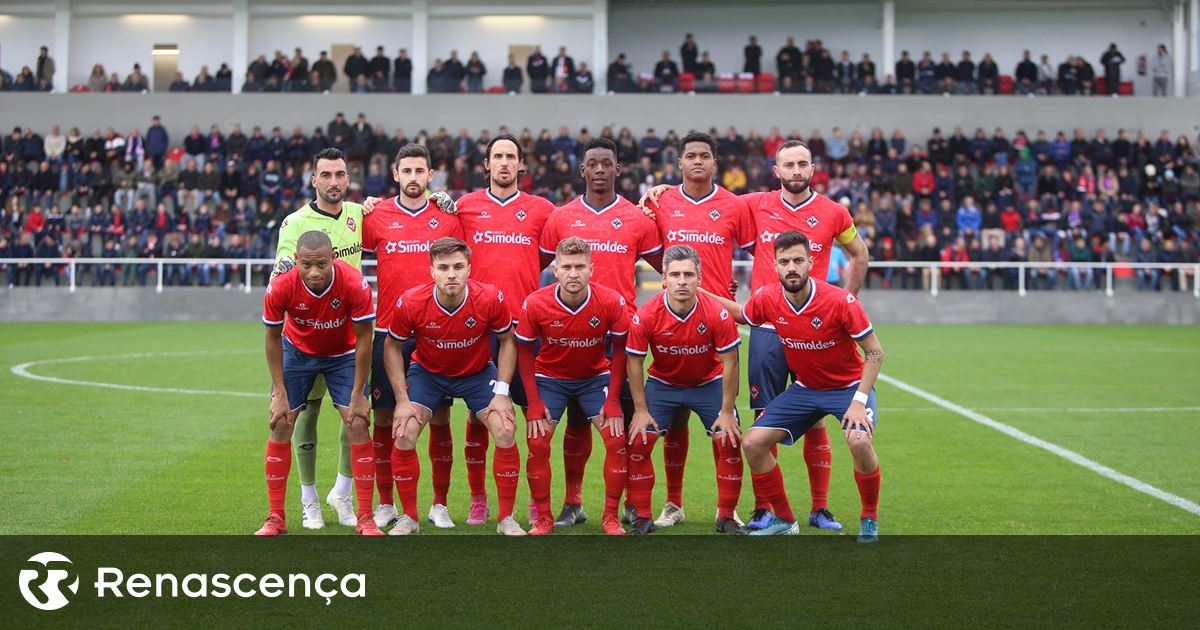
[878,373,1200,518]
[9,351,265,398]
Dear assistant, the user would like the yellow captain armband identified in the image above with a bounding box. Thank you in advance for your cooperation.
[836,224,859,245]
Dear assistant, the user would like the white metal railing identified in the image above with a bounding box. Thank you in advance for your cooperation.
[2,258,1198,299]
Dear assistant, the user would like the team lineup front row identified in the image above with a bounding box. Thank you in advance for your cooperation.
[256,136,882,540]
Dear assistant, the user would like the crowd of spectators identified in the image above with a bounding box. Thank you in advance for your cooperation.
[2,114,1198,291]
[1,38,1176,96]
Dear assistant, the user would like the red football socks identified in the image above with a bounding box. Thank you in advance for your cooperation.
[714,440,743,520]
[265,440,291,516]
[626,432,659,519]
[492,445,520,520]
[753,442,780,510]
[562,422,592,505]
[803,426,832,512]
[428,423,453,506]
[599,428,628,518]
[372,424,394,504]
[855,466,881,520]
[465,420,490,501]
[349,441,376,517]
[526,432,553,516]
[391,446,420,520]
[750,463,794,522]
[663,424,688,506]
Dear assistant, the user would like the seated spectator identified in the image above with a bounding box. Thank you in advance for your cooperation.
[653,50,680,92]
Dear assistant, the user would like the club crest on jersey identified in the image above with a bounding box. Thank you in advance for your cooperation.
[588,315,601,328]
[610,218,623,230]
[346,217,357,232]
[807,215,819,228]
[846,294,857,303]
[709,209,721,221]
[515,209,527,221]
[719,309,730,321]
[697,322,707,334]
[810,316,823,329]
[465,316,477,328]
[428,217,440,230]
[631,314,640,325]
[331,298,342,309]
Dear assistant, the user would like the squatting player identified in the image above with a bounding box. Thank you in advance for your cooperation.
[710,230,883,543]
[644,140,869,532]
[383,237,525,536]
[538,137,662,528]
[517,237,631,536]
[258,231,381,537]
[625,245,745,536]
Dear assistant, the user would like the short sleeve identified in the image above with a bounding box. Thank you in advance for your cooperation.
[515,298,540,343]
[834,205,858,245]
[262,276,287,326]
[734,198,757,249]
[609,294,631,336]
[350,275,376,323]
[625,308,650,356]
[841,292,873,340]
[489,288,512,334]
[361,213,377,253]
[740,191,766,207]
[387,295,414,341]
[742,288,765,327]
[638,217,663,257]
[712,303,741,353]
[450,214,467,241]
[538,214,559,255]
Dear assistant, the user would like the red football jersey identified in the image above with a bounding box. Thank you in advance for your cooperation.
[515,283,630,380]
[626,292,741,387]
[456,189,555,323]
[654,184,756,299]
[263,259,375,357]
[362,197,465,331]
[742,279,874,390]
[742,190,857,293]
[387,279,512,378]
[538,194,662,313]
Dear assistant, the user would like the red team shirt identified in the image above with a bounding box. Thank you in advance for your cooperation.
[539,195,662,313]
[362,197,465,331]
[742,278,874,390]
[515,283,630,380]
[456,189,555,323]
[262,259,376,357]
[387,279,512,378]
[626,292,741,387]
[653,185,756,299]
[741,190,857,293]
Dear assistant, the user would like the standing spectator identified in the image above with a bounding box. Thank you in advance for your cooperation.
[835,51,856,94]
[35,46,55,91]
[977,53,999,94]
[312,51,337,91]
[571,62,595,93]
[744,35,762,75]
[607,53,633,93]
[527,46,549,93]
[895,50,915,93]
[393,48,412,93]
[145,115,169,169]
[465,51,486,93]
[191,66,214,92]
[369,46,390,84]
[343,47,369,89]
[444,50,466,91]
[215,64,233,91]
[1015,50,1038,95]
[249,54,270,84]
[680,34,699,74]
[1100,43,1125,95]
[125,64,149,92]
[1151,44,1170,97]
[551,47,574,93]
[502,54,523,93]
[287,47,309,91]
[915,50,936,94]
[653,50,680,92]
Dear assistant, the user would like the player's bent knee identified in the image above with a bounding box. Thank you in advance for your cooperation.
[526,434,551,459]
[492,427,516,449]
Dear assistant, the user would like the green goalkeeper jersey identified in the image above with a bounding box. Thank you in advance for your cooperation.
[273,200,365,274]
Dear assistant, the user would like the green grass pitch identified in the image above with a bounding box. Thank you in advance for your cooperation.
[1,322,1197,535]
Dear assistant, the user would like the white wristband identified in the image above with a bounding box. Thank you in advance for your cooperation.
[852,391,869,405]
[492,380,511,397]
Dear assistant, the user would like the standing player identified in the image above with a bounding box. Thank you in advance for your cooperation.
[257,231,381,537]
[360,144,465,530]
[639,131,755,528]
[538,137,662,528]
[625,245,745,535]
[451,134,555,526]
[384,237,524,536]
[710,231,883,543]
[517,237,631,536]
[643,140,869,532]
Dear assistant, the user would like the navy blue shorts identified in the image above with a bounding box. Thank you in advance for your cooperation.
[371,333,451,411]
[536,374,611,422]
[493,334,531,408]
[407,362,497,417]
[748,326,792,410]
[280,337,357,413]
[644,378,737,435]
[752,383,878,446]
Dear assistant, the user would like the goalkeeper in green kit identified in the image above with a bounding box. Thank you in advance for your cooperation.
[271,147,456,529]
